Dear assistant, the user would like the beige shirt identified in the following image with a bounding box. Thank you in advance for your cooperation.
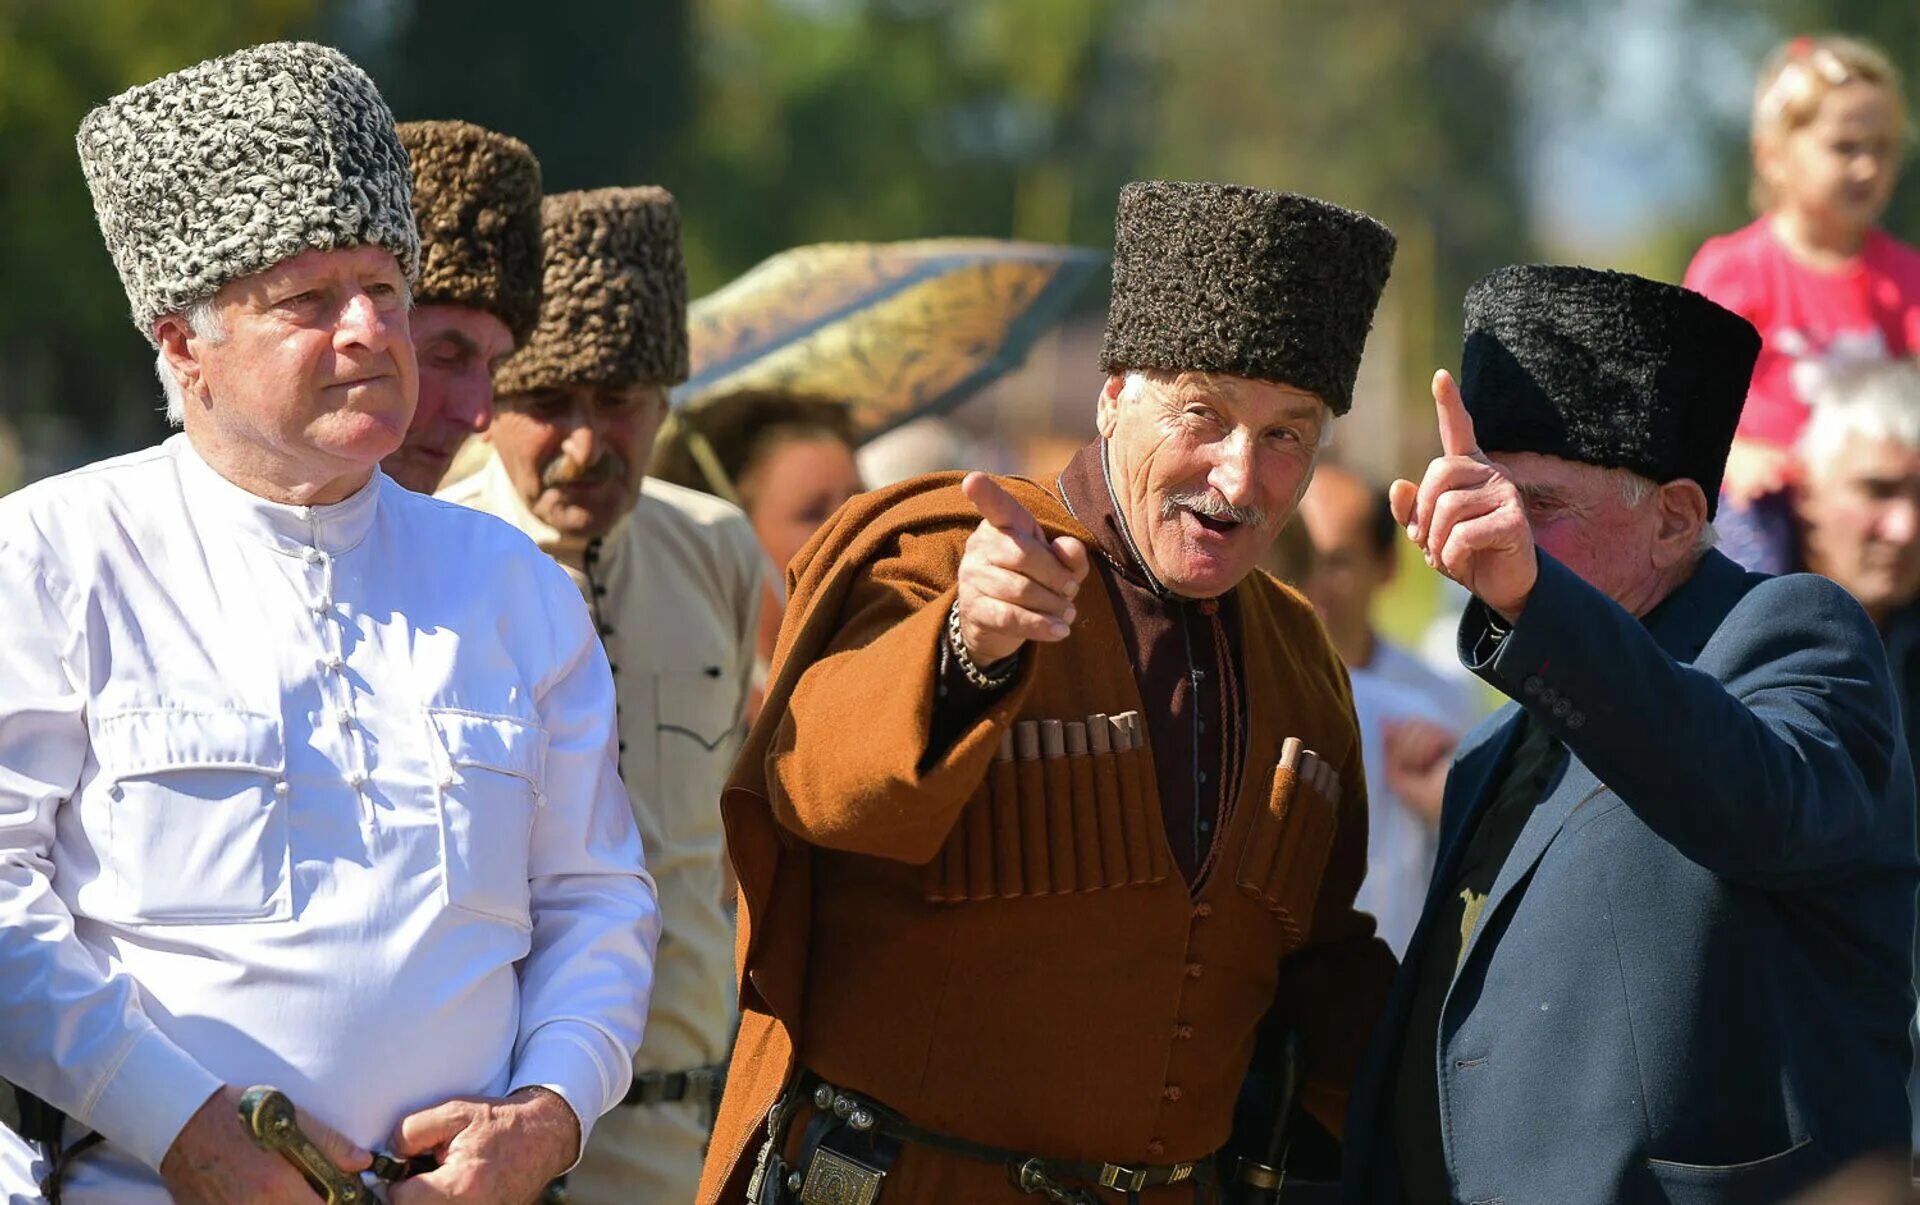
[443,453,761,1076]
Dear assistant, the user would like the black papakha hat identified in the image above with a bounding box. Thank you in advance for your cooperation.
[1459,265,1760,517]
[1098,180,1397,415]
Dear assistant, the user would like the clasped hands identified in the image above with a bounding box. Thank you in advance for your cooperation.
[161,1082,580,1204]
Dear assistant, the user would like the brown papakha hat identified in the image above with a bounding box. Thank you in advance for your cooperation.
[1099,180,1397,415]
[493,187,688,397]
[398,120,543,346]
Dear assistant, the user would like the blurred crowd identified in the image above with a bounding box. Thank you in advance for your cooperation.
[9,20,1920,1205]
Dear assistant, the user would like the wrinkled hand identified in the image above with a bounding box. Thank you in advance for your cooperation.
[388,1086,579,1204]
[1719,436,1795,508]
[1382,718,1459,826]
[955,472,1091,666]
[160,1084,370,1205]
[1388,371,1537,620]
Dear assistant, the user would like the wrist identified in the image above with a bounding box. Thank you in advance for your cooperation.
[507,1086,579,1173]
[944,602,1019,690]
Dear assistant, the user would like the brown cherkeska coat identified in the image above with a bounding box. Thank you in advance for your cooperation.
[700,473,1395,1204]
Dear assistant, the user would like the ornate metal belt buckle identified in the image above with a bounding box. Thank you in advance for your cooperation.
[798,1146,886,1205]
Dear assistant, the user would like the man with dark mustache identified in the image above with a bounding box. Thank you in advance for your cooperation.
[440,187,763,1205]
[700,181,1400,1205]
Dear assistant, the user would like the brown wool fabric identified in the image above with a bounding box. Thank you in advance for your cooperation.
[493,187,689,396]
[698,473,1396,1205]
[77,41,418,344]
[399,120,544,345]
[1099,181,1397,415]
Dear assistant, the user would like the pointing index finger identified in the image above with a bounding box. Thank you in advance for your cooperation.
[1433,370,1481,460]
[962,471,1043,541]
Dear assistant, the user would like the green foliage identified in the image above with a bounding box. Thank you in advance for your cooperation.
[0,0,324,454]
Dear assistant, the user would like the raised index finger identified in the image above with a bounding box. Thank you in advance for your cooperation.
[1432,370,1480,460]
[962,471,1042,541]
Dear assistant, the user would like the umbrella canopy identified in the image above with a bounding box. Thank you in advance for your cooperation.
[675,238,1105,442]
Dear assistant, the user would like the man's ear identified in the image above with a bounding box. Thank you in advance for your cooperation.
[1652,478,1711,569]
[155,315,208,409]
[1095,374,1127,440]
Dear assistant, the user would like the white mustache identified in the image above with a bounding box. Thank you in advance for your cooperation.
[1162,488,1266,527]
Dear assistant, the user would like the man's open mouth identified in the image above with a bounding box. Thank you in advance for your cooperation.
[1187,509,1241,536]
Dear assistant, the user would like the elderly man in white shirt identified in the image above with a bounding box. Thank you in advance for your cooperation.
[0,43,658,1204]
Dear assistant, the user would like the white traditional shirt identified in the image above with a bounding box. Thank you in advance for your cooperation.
[441,455,760,1204]
[0,435,659,1201]
[1350,638,1471,957]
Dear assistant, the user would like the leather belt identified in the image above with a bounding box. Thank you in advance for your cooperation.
[622,1064,724,1108]
[797,1072,1212,1200]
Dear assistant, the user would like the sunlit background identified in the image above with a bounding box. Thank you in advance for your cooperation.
[1,0,1913,640]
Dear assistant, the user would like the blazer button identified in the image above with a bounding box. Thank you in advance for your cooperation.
[1161,1085,1183,1103]
[1185,963,1203,980]
[1146,1140,1166,1157]
[1552,697,1572,718]
[1192,902,1213,920]
[1522,675,1543,696]
[1567,711,1586,730]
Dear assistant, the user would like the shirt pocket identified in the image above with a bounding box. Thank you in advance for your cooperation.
[1235,744,1342,954]
[924,717,1169,903]
[89,708,290,925]
[652,668,742,852]
[425,708,546,929]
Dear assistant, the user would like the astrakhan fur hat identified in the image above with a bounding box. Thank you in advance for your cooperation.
[494,187,688,396]
[399,120,544,346]
[77,41,418,344]
[1459,265,1760,515]
[1099,180,1397,415]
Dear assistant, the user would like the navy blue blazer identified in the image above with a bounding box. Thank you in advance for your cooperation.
[1344,550,1918,1204]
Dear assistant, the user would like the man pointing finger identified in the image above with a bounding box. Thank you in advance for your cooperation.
[702,180,1402,1205]
[1346,266,1918,1205]
[1389,371,1536,618]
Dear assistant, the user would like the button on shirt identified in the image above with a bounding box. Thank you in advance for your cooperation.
[0,437,660,1197]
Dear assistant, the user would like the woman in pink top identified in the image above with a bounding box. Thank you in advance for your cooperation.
[1685,34,1918,573]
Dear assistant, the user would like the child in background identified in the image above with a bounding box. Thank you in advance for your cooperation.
[1686,34,1920,574]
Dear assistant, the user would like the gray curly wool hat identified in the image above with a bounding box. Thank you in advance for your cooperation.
[493,187,688,397]
[1099,180,1397,415]
[399,120,544,346]
[1459,265,1760,517]
[77,41,419,345]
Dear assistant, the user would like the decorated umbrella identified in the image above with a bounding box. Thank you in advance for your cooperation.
[674,238,1106,442]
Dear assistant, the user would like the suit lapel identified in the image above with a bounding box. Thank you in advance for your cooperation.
[1428,710,1523,901]
[1445,551,1752,988]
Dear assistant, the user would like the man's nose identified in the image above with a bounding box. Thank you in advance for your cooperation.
[1208,436,1258,507]
[334,290,393,351]
[561,417,598,467]
[1881,497,1920,544]
[450,373,494,434]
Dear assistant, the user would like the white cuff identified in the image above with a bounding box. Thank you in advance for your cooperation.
[82,1028,224,1171]
[509,1020,629,1169]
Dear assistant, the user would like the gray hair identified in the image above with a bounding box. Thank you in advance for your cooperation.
[1614,467,1718,554]
[1798,359,1920,480]
[153,298,227,426]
